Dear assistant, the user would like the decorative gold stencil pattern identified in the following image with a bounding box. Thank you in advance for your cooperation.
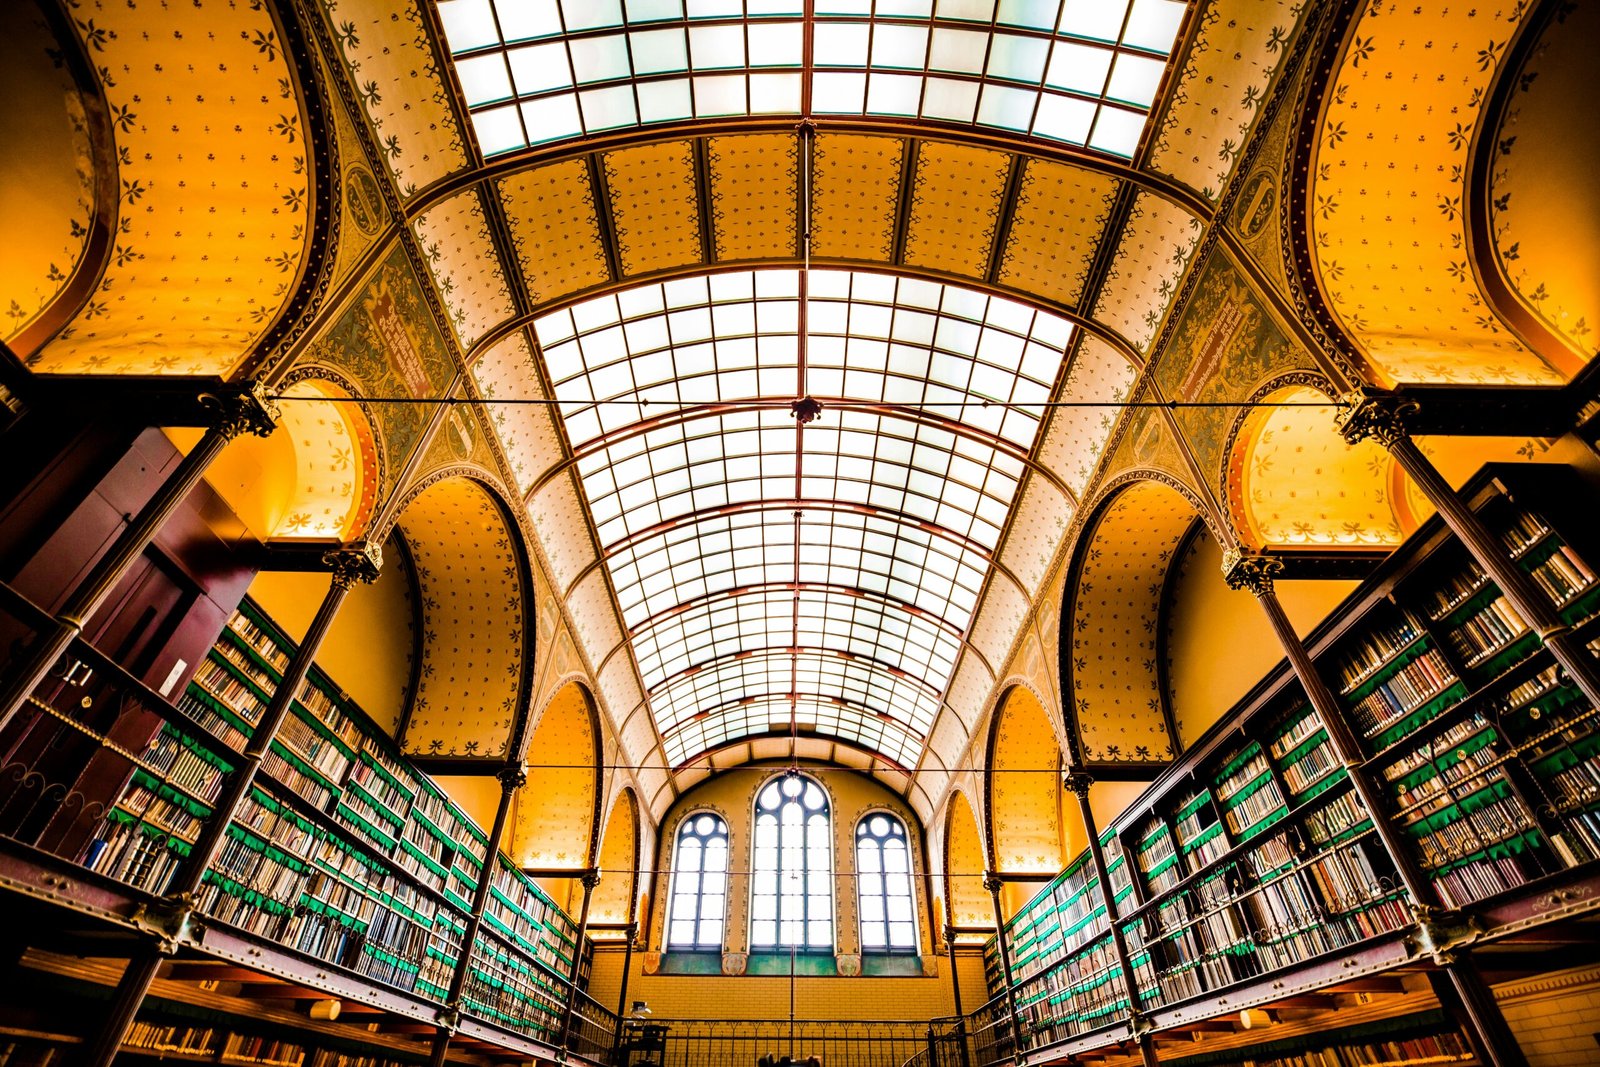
[31,0,310,375]
[810,134,903,262]
[1310,2,1562,385]
[1147,0,1307,200]
[497,161,610,306]
[1035,336,1138,494]
[602,141,702,277]
[1068,481,1191,765]
[0,3,97,350]
[996,161,1120,309]
[707,133,799,262]
[989,686,1064,875]
[398,477,525,760]
[903,141,1009,278]
[1092,191,1202,354]
[411,186,515,350]
[471,332,563,495]
[512,682,597,868]
[324,0,468,200]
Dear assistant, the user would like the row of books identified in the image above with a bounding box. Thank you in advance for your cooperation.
[1409,791,1533,869]
[1224,771,1288,840]
[1425,561,1488,621]
[1501,511,1551,556]
[176,690,251,752]
[1348,648,1457,739]
[225,611,292,674]
[260,747,335,809]
[1282,736,1339,796]
[124,1022,217,1055]
[118,779,203,844]
[1447,596,1529,666]
[278,713,353,785]
[1526,543,1595,605]
[142,727,227,804]
[1252,1029,1472,1066]
[1336,615,1422,693]
[220,1034,305,1066]
[82,813,185,892]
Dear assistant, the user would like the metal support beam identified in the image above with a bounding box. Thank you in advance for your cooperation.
[1064,773,1158,1067]
[984,872,1027,1059]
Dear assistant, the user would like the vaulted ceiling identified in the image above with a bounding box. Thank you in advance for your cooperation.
[5,0,1592,826]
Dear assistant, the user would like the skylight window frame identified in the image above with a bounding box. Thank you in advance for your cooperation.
[438,0,1185,158]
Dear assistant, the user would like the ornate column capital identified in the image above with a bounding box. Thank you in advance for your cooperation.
[982,871,1004,895]
[324,542,383,589]
[1334,388,1420,447]
[1061,770,1094,798]
[497,760,528,792]
[1220,549,1284,596]
[580,868,602,891]
[942,923,958,946]
[201,380,281,441]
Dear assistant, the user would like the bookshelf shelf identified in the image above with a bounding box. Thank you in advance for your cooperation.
[66,596,589,1044]
[986,466,1600,1059]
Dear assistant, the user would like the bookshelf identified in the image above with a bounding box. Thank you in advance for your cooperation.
[73,598,588,1041]
[984,465,1600,1053]
[120,1020,433,1067]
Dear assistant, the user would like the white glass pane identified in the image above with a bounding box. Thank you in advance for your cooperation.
[985,33,1050,82]
[582,84,640,129]
[507,42,575,94]
[470,105,526,155]
[455,54,514,105]
[1045,40,1112,94]
[520,93,582,142]
[1106,51,1164,107]
[1088,103,1144,156]
[1058,0,1128,41]
[1122,0,1184,52]
[928,27,987,74]
[630,28,690,74]
[494,0,563,41]
[1033,92,1095,143]
[438,0,501,52]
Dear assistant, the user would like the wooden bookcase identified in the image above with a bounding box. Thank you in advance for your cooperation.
[984,464,1600,1050]
[75,598,587,1041]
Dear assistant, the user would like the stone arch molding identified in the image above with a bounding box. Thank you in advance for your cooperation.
[386,470,533,763]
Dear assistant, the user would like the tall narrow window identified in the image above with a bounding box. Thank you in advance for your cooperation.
[750,774,833,950]
[857,813,917,951]
[666,812,728,950]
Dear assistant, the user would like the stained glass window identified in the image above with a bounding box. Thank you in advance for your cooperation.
[666,811,729,949]
[856,813,917,950]
[750,774,833,950]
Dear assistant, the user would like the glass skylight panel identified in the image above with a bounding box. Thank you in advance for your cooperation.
[438,0,1184,158]
[539,268,1075,766]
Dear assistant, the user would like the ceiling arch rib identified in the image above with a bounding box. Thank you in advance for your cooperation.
[436,0,1186,160]
[533,267,1079,770]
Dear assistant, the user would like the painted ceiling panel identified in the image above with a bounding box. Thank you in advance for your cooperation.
[995,160,1121,309]
[1034,335,1139,494]
[969,573,1030,674]
[528,471,598,594]
[397,477,524,760]
[602,140,703,277]
[1068,481,1189,766]
[999,476,1073,597]
[411,186,515,349]
[497,160,611,305]
[902,141,1010,278]
[1309,4,1564,385]
[0,3,97,352]
[1147,0,1307,201]
[30,0,310,375]
[470,332,564,494]
[567,567,628,665]
[810,134,904,263]
[1092,189,1203,354]
[707,133,800,262]
[326,0,470,200]
[945,649,996,735]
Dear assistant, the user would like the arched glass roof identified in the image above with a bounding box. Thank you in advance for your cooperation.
[533,267,1074,767]
[438,0,1186,158]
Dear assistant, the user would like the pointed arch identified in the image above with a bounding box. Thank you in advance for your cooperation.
[510,680,603,872]
[985,685,1067,879]
[590,786,642,930]
[944,790,990,931]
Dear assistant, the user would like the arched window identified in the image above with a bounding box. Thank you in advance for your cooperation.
[666,812,728,949]
[750,774,833,950]
[856,813,917,951]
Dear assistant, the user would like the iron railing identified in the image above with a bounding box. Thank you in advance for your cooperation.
[616,1018,932,1067]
